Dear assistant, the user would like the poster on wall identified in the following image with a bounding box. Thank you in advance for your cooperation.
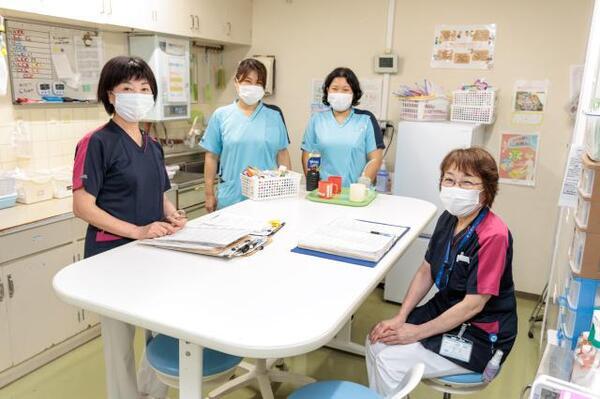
[499,132,540,187]
[431,24,496,70]
[310,77,383,118]
[511,80,549,125]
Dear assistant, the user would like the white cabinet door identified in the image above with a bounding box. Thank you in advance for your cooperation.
[0,0,43,14]
[37,0,105,24]
[223,0,252,45]
[0,270,12,372]
[3,244,77,364]
[73,239,99,329]
[155,0,198,38]
[104,0,156,32]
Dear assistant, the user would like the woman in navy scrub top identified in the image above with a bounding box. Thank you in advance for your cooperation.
[366,148,517,397]
[72,56,185,399]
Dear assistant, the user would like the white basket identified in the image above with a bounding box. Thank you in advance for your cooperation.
[450,89,497,124]
[241,171,302,201]
[450,105,496,124]
[52,173,72,198]
[0,175,16,196]
[397,97,449,121]
[16,173,54,204]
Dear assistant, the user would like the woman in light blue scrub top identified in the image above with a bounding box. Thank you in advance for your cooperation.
[301,67,385,186]
[201,59,291,211]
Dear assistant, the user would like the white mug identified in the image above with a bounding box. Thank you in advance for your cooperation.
[349,183,367,202]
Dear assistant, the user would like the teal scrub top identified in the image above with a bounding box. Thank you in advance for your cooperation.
[301,108,385,187]
[200,101,290,209]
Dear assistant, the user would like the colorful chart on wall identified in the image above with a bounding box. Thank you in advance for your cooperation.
[431,24,496,70]
[511,80,549,125]
[6,19,103,104]
[499,132,540,187]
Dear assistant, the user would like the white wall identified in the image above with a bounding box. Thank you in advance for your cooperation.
[237,0,594,294]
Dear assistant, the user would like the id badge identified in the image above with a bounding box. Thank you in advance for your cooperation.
[440,334,473,363]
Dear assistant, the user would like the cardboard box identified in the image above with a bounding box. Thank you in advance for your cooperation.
[570,221,600,280]
[579,154,600,201]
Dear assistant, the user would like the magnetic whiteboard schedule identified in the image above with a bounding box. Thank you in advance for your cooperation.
[6,20,103,104]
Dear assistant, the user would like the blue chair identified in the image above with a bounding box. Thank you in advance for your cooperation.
[289,363,424,399]
[145,334,253,398]
[422,373,487,398]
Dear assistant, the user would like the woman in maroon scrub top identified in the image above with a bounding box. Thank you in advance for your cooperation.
[72,56,186,399]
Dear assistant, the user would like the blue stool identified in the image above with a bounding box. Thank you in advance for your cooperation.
[145,334,251,397]
[289,362,424,399]
[423,373,487,398]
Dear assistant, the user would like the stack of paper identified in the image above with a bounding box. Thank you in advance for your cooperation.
[297,219,407,262]
[199,212,275,236]
[139,225,251,256]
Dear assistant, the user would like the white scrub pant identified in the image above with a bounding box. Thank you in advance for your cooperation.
[366,338,470,397]
[101,317,168,399]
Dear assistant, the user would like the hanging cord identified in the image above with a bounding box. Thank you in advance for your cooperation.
[383,122,395,159]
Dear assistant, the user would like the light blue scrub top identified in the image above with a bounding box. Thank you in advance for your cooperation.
[301,108,384,187]
[200,101,289,209]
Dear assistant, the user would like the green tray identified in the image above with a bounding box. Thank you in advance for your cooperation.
[306,187,377,207]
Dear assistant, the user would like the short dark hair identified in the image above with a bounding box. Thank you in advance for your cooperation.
[235,58,267,88]
[322,67,362,106]
[97,56,158,115]
[439,147,499,207]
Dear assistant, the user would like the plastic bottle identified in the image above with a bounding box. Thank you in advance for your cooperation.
[482,349,503,382]
[306,152,320,191]
[375,163,389,193]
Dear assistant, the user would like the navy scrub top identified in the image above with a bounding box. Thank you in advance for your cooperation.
[407,208,518,373]
[72,120,171,258]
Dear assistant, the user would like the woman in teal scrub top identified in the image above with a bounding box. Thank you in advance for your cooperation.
[301,67,385,186]
[201,58,291,211]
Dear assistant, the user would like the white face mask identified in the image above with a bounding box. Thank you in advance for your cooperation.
[114,93,154,122]
[238,84,265,105]
[327,92,353,112]
[439,186,482,218]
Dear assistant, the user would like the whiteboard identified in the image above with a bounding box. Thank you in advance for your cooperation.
[6,20,103,104]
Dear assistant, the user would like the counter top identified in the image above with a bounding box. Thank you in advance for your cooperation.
[0,197,74,234]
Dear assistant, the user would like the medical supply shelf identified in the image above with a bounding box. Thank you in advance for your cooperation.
[557,273,600,349]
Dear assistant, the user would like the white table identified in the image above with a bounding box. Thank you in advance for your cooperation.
[53,194,435,399]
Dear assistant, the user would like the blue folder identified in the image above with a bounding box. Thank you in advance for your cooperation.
[291,223,410,268]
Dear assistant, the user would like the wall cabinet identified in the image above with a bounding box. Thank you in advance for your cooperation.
[0,215,98,383]
[0,0,253,45]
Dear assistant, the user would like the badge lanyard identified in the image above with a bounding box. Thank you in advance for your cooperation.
[434,208,489,290]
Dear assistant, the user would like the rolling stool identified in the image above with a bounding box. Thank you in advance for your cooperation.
[289,363,424,399]
[422,373,487,398]
[145,334,253,398]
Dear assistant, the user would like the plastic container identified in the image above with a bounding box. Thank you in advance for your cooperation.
[570,222,600,280]
[558,302,597,349]
[585,112,600,161]
[450,89,497,124]
[397,96,449,121]
[15,172,54,204]
[579,154,600,199]
[575,190,600,233]
[567,276,600,310]
[241,171,302,201]
[0,192,17,209]
[375,163,389,193]
[52,173,72,198]
[0,175,16,196]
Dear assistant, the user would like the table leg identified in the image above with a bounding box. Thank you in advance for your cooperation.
[179,340,203,399]
[326,318,366,356]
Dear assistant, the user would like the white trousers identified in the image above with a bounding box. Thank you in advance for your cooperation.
[365,339,470,397]
[101,317,169,399]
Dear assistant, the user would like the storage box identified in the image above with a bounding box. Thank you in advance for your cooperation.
[570,221,600,280]
[52,173,72,198]
[566,275,600,309]
[575,189,600,233]
[450,89,497,124]
[397,97,449,121]
[241,171,302,201]
[15,173,54,204]
[0,175,16,196]
[579,153,600,200]
[0,192,17,209]
[585,111,600,161]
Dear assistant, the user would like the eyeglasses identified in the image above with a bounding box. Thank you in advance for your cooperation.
[441,177,483,190]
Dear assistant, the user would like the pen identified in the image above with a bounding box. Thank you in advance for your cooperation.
[370,230,393,237]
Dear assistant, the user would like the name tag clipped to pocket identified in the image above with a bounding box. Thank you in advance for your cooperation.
[440,323,473,363]
[456,252,470,264]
